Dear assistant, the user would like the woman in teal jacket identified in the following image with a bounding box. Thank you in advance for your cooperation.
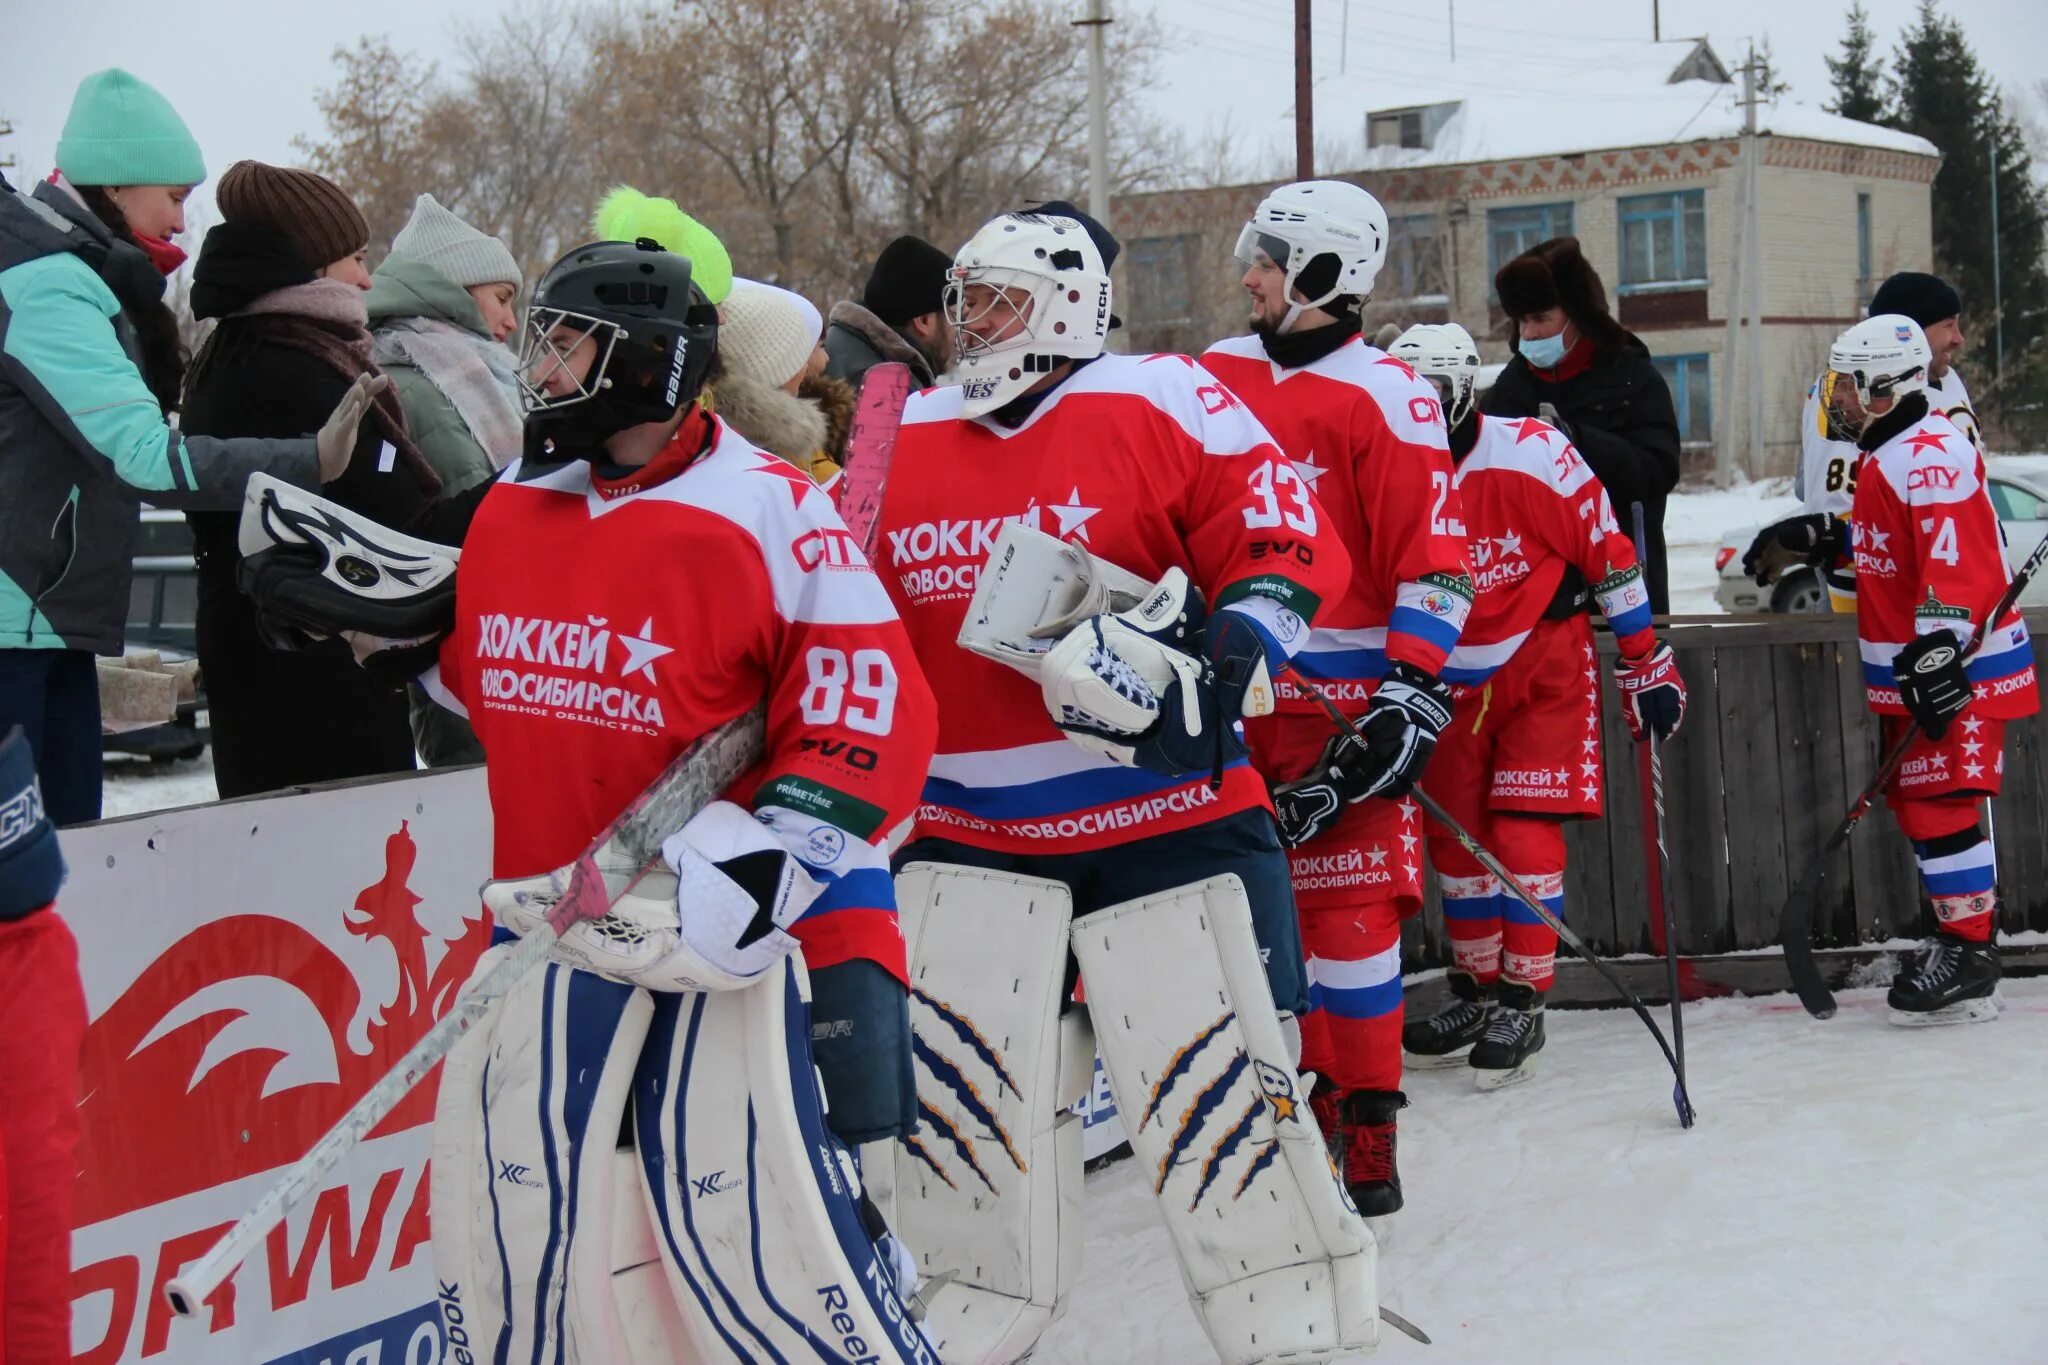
[0,70,368,822]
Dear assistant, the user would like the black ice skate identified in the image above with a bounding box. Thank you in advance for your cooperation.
[1337,1089,1407,1218]
[1467,982,1545,1089]
[1402,972,1493,1068]
[1887,932,2002,1026]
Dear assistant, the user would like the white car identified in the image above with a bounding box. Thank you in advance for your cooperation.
[1715,460,2048,613]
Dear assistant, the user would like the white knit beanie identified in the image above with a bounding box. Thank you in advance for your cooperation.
[721,279,824,389]
[389,193,521,289]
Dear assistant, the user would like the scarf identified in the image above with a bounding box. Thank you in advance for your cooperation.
[1258,313,1362,370]
[235,280,440,494]
[372,316,524,470]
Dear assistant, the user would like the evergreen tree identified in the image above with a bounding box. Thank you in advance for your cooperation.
[1825,4,1886,122]
[1891,0,2048,434]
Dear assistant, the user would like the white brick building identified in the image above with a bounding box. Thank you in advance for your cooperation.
[1112,38,1939,481]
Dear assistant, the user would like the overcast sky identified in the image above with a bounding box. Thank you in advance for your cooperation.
[5,0,2044,220]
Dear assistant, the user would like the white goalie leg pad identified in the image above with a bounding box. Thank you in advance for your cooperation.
[431,945,655,1363]
[634,956,939,1363]
[1073,875,1380,1365]
[880,863,1087,1365]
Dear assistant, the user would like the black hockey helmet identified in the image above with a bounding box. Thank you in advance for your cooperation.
[520,237,719,459]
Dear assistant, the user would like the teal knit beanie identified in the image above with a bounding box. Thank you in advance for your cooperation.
[57,69,206,188]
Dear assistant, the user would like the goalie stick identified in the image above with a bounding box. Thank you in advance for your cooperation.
[1290,674,1698,1127]
[1780,529,2048,1019]
[167,378,913,1320]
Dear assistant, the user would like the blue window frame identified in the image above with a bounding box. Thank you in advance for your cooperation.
[1487,203,1574,285]
[1651,353,1712,444]
[1617,189,1706,290]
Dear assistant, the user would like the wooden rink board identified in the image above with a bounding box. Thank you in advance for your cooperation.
[1400,609,2048,977]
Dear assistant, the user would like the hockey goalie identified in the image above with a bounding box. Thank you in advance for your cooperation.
[239,233,946,1361]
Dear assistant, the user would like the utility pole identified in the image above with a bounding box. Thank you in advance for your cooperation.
[1653,0,1662,42]
[1076,0,1112,226]
[1743,44,1765,481]
[1295,0,1314,179]
[1448,0,1456,62]
[1990,133,2005,384]
[1715,44,1762,487]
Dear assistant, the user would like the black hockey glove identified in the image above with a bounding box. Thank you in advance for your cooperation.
[1741,513,1847,585]
[1337,662,1454,802]
[1270,773,1345,848]
[1129,608,1266,782]
[1893,629,1973,740]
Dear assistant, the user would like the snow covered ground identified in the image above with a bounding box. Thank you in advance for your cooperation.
[1662,480,1800,616]
[99,750,219,819]
[1048,980,2048,1364]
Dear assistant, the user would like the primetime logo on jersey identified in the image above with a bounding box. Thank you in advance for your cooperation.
[473,611,674,735]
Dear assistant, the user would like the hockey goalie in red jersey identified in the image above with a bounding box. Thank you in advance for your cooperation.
[866,203,1388,1365]
[1828,313,2038,1024]
[1390,323,1686,1088]
[1202,180,1473,1220]
[238,235,943,1361]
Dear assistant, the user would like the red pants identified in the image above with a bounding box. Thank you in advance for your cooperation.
[1883,712,2005,940]
[1425,618,1599,991]
[0,910,85,1365]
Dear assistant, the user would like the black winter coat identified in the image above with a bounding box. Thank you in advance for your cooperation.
[1482,335,1682,613]
[182,246,436,798]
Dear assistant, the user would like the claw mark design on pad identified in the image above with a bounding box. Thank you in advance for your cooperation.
[1157,1050,1250,1195]
[913,1034,1027,1173]
[1191,1097,1261,1210]
[1234,1139,1280,1200]
[917,1097,997,1193]
[912,989,1023,1099]
[901,1132,956,1191]
[1140,1011,1235,1131]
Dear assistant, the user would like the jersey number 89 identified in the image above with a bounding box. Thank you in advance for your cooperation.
[800,647,898,735]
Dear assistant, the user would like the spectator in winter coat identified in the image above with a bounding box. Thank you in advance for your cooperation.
[366,194,523,769]
[0,71,359,824]
[713,279,853,486]
[825,234,955,392]
[182,161,441,799]
[1482,236,1682,613]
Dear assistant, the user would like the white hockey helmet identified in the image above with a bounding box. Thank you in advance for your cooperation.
[1826,313,1932,435]
[1235,180,1389,331]
[1389,323,1482,429]
[945,211,1114,417]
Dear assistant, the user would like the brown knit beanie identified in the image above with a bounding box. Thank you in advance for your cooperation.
[215,160,369,269]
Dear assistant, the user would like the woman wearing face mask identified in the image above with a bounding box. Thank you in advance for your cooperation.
[364,194,525,768]
[180,161,442,799]
[0,72,371,825]
[1482,236,1681,613]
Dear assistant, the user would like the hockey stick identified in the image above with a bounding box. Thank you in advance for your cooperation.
[1291,677,1698,1126]
[1631,502,1694,1128]
[1779,529,2048,1019]
[168,383,913,1319]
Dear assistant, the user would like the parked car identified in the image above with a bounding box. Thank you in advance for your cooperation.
[1715,461,2048,613]
[105,507,208,763]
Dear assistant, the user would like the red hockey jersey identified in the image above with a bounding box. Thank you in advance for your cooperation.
[1202,333,1473,718]
[426,414,939,980]
[1445,414,1654,686]
[876,352,1351,854]
[1849,408,2038,719]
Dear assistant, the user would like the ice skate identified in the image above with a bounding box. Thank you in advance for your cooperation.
[1887,932,2002,1026]
[1403,971,1494,1069]
[1469,982,1545,1089]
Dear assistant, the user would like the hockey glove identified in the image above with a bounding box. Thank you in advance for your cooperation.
[1892,629,1973,740]
[485,800,822,993]
[1327,662,1454,802]
[1741,513,1846,586]
[1613,641,1687,743]
[1270,772,1345,848]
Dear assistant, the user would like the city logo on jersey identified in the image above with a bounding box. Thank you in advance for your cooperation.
[792,525,868,573]
[886,489,1100,604]
[473,612,673,734]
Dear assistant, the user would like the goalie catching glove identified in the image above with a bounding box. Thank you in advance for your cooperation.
[484,800,822,992]
[1269,661,1453,848]
[1038,570,1277,780]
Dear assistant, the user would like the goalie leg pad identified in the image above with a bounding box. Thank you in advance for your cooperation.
[634,957,939,1363]
[432,947,654,1363]
[881,863,1087,1365]
[1073,875,1380,1365]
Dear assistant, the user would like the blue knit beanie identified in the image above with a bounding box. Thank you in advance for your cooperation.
[57,69,206,188]
[0,728,65,920]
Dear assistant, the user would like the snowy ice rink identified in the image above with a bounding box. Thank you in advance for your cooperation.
[1047,979,2048,1364]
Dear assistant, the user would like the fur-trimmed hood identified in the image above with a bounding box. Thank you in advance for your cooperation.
[825,299,938,386]
[1494,235,1629,355]
[802,371,857,459]
[712,370,829,467]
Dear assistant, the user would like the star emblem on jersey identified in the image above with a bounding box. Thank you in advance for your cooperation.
[1961,716,1985,736]
[1492,531,1524,559]
[1049,487,1100,541]
[1964,761,1986,779]
[1290,453,1328,490]
[1510,417,1555,446]
[752,453,817,508]
[1366,845,1390,867]
[1901,427,1950,458]
[1866,528,1891,551]
[618,618,673,682]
